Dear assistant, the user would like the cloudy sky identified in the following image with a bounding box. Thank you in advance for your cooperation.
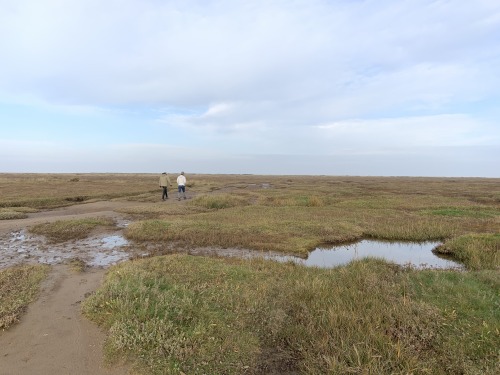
[1,0,499,176]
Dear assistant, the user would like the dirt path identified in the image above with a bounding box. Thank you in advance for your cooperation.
[0,265,129,375]
[0,200,153,235]
[0,200,156,374]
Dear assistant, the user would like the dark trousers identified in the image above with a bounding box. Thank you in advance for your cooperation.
[162,186,169,199]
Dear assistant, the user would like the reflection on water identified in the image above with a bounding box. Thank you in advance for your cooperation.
[89,250,130,267]
[272,240,462,269]
[100,235,129,249]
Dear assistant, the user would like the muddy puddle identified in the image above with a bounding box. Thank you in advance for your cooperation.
[0,230,134,269]
[270,240,462,269]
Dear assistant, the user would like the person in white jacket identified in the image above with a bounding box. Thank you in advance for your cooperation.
[176,171,187,200]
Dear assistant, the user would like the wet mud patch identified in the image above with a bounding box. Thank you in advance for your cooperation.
[0,229,136,269]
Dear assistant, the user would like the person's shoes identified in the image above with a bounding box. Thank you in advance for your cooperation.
[162,198,165,201]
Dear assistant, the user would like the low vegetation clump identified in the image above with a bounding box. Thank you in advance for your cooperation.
[83,255,499,374]
[436,233,500,270]
[0,264,49,330]
[189,193,249,210]
[29,217,115,242]
[0,206,38,220]
[0,210,28,220]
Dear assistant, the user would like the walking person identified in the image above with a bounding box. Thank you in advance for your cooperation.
[176,171,187,200]
[159,172,172,200]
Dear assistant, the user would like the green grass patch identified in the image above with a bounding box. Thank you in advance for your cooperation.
[29,217,115,242]
[83,255,499,374]
[189,193,249,210]
[408,270,500,373]
[0,264,50,330]
[423,207,500,218]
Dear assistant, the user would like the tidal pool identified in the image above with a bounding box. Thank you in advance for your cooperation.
[271,240,462,269]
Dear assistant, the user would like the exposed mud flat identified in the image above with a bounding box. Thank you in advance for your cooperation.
[0,228,138,269]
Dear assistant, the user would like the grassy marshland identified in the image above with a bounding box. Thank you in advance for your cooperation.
[83,255,499,374]
[120,176,499,257]
[0,264,49,330]
[1,173,499,373]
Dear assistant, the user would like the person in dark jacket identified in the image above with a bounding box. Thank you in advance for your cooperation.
[159,172,172,200]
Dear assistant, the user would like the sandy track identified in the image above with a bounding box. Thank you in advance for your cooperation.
[0,200,153,374]
[0,265,128,375]
[0,200,153,235]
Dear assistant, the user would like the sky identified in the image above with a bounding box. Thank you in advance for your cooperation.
[1,0,499,177]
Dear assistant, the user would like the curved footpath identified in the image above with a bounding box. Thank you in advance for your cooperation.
[0,200,157,375]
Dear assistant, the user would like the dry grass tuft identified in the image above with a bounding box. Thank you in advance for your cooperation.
[29,217,115,243]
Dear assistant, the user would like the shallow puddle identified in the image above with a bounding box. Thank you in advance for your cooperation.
[89,250,130,267]
[271,240,462,269]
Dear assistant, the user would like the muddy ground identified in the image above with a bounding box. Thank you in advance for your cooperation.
[0,200,156,375]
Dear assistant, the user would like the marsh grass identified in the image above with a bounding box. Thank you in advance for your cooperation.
[436,234,500,270]
[423,207,500,218]
[125,205,493,256]
[0,210,28,220]
[0,264,49,330]
[2,173,499,373]
[29,217,115,243]
[83,255,499,374]
[108,175,499,255]
[188,193,249,210]
[0,206,38,220]
[408,270,500,374]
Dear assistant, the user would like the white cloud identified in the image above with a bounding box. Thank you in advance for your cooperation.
[1,0,499,108]
[0,0,499,176]
[316,114,499,148]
